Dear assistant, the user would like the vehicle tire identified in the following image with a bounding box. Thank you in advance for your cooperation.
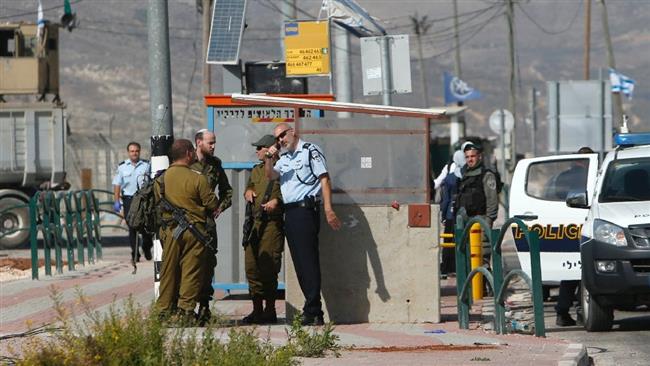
[581,282,614,332]
[0,196,31,249]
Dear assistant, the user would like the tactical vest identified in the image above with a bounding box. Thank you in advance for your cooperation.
[456,168,486,217]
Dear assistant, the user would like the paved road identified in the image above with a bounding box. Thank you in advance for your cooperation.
[501,237,650,366]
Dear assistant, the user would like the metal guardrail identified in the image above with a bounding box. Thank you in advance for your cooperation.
[0,189,127,280]
[454,215,545,337]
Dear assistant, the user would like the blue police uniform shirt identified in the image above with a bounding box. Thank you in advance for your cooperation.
[112,159,150,197]
[273,139,328,204]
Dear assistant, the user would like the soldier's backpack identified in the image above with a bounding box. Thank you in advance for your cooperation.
[125,173,164,235]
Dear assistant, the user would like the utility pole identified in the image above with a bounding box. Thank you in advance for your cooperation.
[451,0,465,146]
[506,0,516,170]
[452,0,462,79]
[599,0,623,122]
[410,13,432,108]
[583,0,591,80]
[202,0,212,95]
[529,88,537,157]
[148,0,174,298]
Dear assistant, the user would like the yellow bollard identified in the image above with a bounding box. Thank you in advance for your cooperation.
[470,223,483,300]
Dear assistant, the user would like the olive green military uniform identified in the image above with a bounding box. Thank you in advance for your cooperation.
[154,165,218,314]
[190,155,232,307]
[244,162,284,301]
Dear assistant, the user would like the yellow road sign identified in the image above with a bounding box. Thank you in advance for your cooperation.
[284,20,330,76]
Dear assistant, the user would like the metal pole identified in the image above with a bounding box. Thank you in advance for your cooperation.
[334,24,352,117]
[599,0,623,122]
[583,0,591,80]
[529,88,537,156]
[380,36,392,106]
[500,110,507,178]
[202,0,212,95]
[281,0,297,59]
[470,223,483,300]
[506,0,516,169]
[148,0,173,299]
[416,33,429,108]
[452,0,462,78]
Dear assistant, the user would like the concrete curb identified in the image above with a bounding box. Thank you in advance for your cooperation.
[558,343,590,366]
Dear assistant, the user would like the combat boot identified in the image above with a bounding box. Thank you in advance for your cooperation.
[262,299,278,324]
[241,296,264,325]
[197,304,212,326]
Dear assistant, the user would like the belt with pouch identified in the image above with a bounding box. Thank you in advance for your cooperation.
[284,197,321,210]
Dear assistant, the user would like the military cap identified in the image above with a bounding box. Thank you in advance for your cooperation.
[252,135,276,148]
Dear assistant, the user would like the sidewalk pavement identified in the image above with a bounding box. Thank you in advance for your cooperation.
[0,248,588,365]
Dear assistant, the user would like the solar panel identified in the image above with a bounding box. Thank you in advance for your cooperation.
[207,0,247,64]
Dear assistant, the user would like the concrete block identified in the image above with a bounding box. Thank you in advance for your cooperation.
[285,204,441,323]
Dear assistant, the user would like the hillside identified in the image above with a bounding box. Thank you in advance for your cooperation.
[2,0,649,153]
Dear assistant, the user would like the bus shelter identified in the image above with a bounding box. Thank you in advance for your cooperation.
[205,93,465,323]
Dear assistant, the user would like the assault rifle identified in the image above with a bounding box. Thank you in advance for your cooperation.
[241,179,276,247]
[159,197,217,253]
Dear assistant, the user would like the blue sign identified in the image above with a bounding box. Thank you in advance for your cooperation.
[284,22,299,36]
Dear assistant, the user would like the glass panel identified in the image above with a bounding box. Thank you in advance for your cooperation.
[599,158,650,202]
[300,116,427,204]
[526,158,589,201]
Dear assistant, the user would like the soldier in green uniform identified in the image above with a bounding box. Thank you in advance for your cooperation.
[241,135,284,324]
[154,139,218,322]
[192,129,232,323]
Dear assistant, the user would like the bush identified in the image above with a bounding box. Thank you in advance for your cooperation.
[14,287,339,366]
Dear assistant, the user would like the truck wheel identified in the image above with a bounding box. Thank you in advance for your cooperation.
[0,197,30,249]
[582,282,614,331]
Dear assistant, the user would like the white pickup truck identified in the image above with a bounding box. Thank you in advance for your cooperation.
[510,132,650,331]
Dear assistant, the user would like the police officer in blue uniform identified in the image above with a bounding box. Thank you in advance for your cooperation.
[113,142,153,263]
[265,123,341,326]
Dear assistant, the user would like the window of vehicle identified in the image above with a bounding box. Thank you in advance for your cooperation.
[599,158,650,202]
[526,158,590,201]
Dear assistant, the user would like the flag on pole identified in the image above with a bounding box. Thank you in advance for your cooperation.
[37,0,45,41]
[609,68,635,98]
[443,71,481,105]
[323,0,386,37]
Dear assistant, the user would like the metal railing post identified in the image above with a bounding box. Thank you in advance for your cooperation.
[64,192,76,271]
[48,192,64,275]
[40,193,52,277]
[74,191,85,266]
[529,230,545,337]
[90,191,103,260]
[491,228,505,334]
[30,194,40,280]
[455,217,469,329]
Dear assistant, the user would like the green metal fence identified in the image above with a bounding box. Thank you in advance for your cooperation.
[0,190,127,280]
[455,215,545,337]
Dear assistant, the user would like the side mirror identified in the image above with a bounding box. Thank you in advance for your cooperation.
[566,190,589,209]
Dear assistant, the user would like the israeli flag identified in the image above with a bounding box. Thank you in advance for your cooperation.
[444,71,481,105]
[609,68,635,98]
[37,0,45,40]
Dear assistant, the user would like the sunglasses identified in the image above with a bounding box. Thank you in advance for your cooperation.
[256,146,264,151]
[276,128,292,141]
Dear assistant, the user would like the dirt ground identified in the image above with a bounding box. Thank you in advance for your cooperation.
[0,257,70,282]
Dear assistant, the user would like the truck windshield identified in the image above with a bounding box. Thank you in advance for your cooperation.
[599,158,650,202]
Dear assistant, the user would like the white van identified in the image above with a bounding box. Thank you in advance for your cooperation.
[510,132,650,331]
